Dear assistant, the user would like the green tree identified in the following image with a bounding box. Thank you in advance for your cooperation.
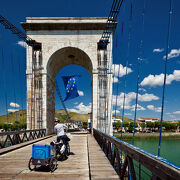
[140,123,146,132]
[82,122,88,129]
[146,122,154,131]
[123,121,129,132]
[155,121,160,131]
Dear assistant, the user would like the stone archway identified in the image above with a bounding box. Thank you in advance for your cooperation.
[22,17,113,135]
[46,47,93,134]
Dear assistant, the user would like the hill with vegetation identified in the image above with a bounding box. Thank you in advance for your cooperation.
[0,109,132,125]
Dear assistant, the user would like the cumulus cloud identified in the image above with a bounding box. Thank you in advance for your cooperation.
[113,77,119,83]
[112,64,133,77]
[17,41,27,48]
[10,102,20,108]
[139,88,146,92]
[78,90,84,96]
[8,109,19,113]
[74,102,78,105]
[140,70,180,87]
[68,102,91,114]
[138,93,159,101]
[173,111,180,115]
[131,104,146,111]
[147,105,161,112]
[153,48,164,53]
[164,49,180,59]
[112,92,159,108]
[112,110,120,114]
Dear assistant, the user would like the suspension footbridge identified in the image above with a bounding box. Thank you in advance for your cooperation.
[0,0,180,179]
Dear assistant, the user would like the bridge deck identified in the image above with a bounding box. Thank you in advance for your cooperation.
[0,133,119,180]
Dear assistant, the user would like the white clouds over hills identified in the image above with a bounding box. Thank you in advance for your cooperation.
[68,102,91,114]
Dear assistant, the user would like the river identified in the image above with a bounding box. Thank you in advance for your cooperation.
[126,139,180,166]
[124,139,180,179]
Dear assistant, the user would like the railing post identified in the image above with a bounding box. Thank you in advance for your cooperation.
[121,156,128,180]
[127,155,136,180]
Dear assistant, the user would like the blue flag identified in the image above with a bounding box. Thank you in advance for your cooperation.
[62,75,80,101]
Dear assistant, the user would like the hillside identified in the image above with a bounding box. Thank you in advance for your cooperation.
[113,115,133,122]
[0,110,132,124]
[0,110,27,124]
[55,110,90,123]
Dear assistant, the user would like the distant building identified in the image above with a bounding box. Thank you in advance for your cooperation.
[112,117,122,123]
[65,120,82,129]
[137,117,160,123]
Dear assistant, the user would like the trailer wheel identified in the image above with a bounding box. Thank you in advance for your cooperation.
[49,157,57,172]
[28,157,35,171]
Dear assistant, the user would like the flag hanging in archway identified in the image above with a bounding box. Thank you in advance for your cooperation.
[62,75,80,101]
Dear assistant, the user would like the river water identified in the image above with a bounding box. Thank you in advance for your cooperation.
[124,139,180,179]
[126,139,180,166]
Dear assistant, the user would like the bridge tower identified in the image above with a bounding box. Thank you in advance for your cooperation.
[21,17,113,135]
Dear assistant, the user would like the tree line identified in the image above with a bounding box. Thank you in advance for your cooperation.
[0,122,27,131]
[113,121,180,133]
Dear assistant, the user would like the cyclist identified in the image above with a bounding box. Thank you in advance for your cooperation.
[54,120,68,155]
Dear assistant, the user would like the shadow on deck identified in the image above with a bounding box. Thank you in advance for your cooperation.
[0,132,119,180]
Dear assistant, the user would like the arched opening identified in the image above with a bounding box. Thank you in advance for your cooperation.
[55,65,92,127]
[46,47,93,134]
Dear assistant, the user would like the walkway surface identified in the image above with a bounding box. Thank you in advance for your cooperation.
[0,133,119,180]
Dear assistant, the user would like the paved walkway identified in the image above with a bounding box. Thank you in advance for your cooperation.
[0,133,119,180]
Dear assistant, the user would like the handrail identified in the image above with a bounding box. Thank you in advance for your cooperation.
[0,129,46,136]
[0,129,46,149]
[93,129,180,180]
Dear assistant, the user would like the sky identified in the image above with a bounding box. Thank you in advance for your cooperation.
[0,0,180,121]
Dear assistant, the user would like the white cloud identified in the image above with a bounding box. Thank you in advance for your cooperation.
[131,104,146,111]
[112,64,133,77]
[10,102,20,108]
[153,48,164,53]
[139,88,146,92]
[8,109,19,113]
[17,41,27,48]
[112,92,159,108]
[164,49,180,59]
[112,110,120,114]
[74,102,78,105]
[78,90,84,96]
[140,70,180,87]
[113,77,119,83]
[138,93,159,101]
[125,113,132,116]
[68,102,91,114]
[173,111,180,115]
[147,105,161,112]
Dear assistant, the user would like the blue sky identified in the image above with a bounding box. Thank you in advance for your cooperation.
[0,0,180,121]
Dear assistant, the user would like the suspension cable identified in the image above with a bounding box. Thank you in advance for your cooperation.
[132,0,146,145]
[158,0,172,157]
[120,3,133,140]
[114,23,124,122]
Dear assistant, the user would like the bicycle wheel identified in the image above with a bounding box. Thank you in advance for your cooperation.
[67,143,70,155]
[28,157,35,171]
[49,157,57,172]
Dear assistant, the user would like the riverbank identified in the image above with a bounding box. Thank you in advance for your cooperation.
[114,132,180,140]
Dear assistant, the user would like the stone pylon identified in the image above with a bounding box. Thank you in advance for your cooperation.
[21,17,113,135]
